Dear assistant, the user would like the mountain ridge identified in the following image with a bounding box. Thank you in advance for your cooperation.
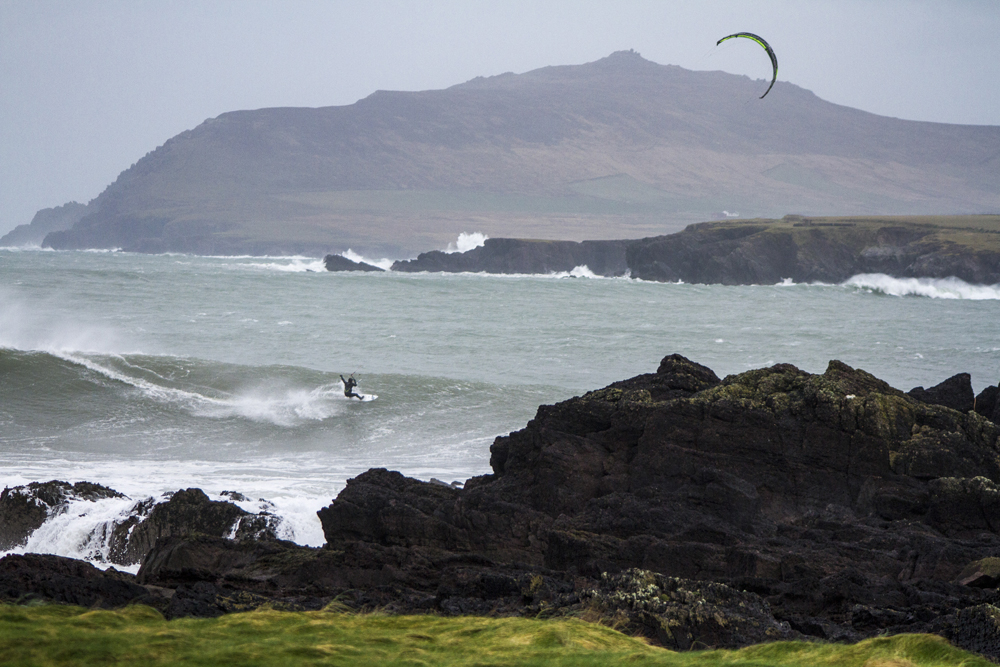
[30,50,1000,257]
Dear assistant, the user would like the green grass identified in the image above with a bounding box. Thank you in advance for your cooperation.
[0,604,992,667]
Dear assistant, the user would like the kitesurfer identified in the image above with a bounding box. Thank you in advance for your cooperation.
[340,374,363,400]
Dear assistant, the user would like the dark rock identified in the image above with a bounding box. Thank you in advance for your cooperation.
[309,354,1000,647]
[937,604,1000,662]
[0,553,159,609]
[323,254,385,272]
[0,482,278,566]
[582,569,796,649]
[975,385,1000,423]
[109,488,279,565]
[0,481,124,550]
[391,238,629,277]
[908,373,975,413]
[956,558,1000,588]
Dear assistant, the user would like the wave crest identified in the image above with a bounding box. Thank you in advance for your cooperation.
[844,274,1000,300]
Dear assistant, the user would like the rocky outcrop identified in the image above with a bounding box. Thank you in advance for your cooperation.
[108,488,279,566]
[323,254,385,272]
[0,484,278,566]
[0,481,124,550]
[310,355,1000,651]
[976,385,1000,424]
[0,554,162,609]
[908,373,975,413]
[390,238,629,276]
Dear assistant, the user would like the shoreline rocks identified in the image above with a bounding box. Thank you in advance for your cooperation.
[0,485,279,566]
[6,355,1000,657]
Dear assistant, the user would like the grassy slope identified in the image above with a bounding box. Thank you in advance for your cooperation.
[0,604,991,667]
[694,215,1000,254]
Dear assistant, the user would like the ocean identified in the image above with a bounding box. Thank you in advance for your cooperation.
[2,246,999,569]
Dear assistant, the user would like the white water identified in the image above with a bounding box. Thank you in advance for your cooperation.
[844,274,1000,300]
[445,231,488,253]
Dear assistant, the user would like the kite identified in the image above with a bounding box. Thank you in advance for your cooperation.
[716,32,777,99]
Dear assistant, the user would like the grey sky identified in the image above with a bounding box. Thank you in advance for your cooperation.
[2,1,998,235]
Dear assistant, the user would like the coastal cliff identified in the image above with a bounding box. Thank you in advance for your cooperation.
[6,356,1000,655]
[381,216,1000,284]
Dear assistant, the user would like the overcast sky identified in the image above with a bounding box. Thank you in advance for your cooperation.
[2,1,998,235]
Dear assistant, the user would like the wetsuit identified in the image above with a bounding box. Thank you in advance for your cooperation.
[340,374,363,399]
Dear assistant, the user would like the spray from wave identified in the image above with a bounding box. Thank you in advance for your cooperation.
[341,249,395,271]
[445,232,488,254]
[844,274,1000,300]
[0,287,133,354]
[549,265,602,279]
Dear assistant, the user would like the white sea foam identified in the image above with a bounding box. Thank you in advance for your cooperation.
[844,274,1000,300]
[445,232,488,254]
[0,461,346,569]
[6,495,148,573]
[0,486,330,571]
[242,258,327,272]
[342,249,395,271]
[547,265,602,279]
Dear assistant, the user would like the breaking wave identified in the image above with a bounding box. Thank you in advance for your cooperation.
[844,274,1000,300]
[241,258,327,272]
[0,348,356,428]
[341,249,395,270]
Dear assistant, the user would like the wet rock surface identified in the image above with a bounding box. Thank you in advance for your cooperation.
[323,254,385,272]
[0,485,279,566]
[390,238,630,276]
[108,488,280,566]
[7,355,1000,657]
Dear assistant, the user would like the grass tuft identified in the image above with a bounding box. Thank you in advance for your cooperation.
[0,603,993,666]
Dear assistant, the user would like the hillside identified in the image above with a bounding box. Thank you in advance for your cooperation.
[40,51,1000,257]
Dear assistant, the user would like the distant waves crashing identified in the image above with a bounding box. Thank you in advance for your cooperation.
[843,274,1000,300]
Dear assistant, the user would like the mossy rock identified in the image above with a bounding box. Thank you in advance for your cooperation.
[957,558,1000,587]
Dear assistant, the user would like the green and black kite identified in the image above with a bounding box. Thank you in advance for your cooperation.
[716,32,778,99]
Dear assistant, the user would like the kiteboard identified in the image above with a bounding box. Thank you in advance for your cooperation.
[356,393,377,402]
